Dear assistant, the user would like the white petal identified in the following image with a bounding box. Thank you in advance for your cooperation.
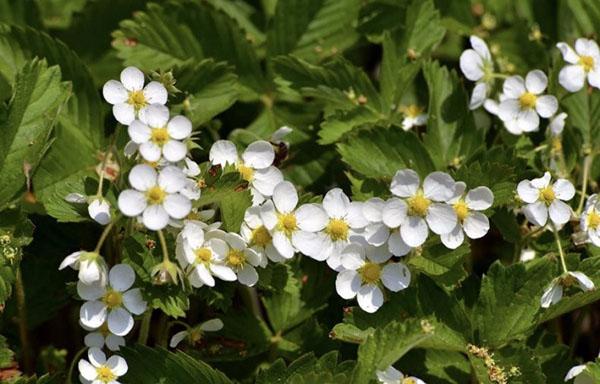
[103,80,128,104]
[553,179,575,201]
[78,359,98,381]
[365,244,392,264]
[109,264,135,292]
[210,264,237,281]
[441,224,465,249]
[296,204,328,231]
[237,264,259,286]
[118,190,146,217]
[549,112,567,136]
[364,223,390,247]
[252,166,284,197]
[139,141,161,162]
[549,200,572,225]
[77,280,105,301]
[128,120,151,144]
[162,140,188,162]
[471,35,491,61]
[292,231,329,260]
[144,104,170,128]
[79,260,104,285]
[587,69,600,89]
[244,206,263,228]
[535,95,558,118]
[170,331,188,348]
[498,99,520,122]
[108,307,134,336]
[523,201,548,227]
[376,366,403,383]
[143,205,170,230]
[195,264,215,287]
[530,172,551,189]
[469,82,487,110]
[381,262,411,292]
[388,231,411,256]
[124,140,139,158]
[463,212,490,239]
[200,318,224,332]
[556,42,579,64]
[426,203,457,235]
[459,49,485,81]
[335,270,361,299]
[363,197,385,222]
[209,140,238,166]
[88,199,111,225]
[123,288,147,315]
[541,282,562,308]
[158,166,186,193]
[503,76,526,99]
[323,188,350,218]
[113,103,135,125]
[569,271,595,291]
[260,200,278,230]
[357,284,384,313]
[423,172,455,201]
[564,364,587,381]
[59,251,82,270]
[401,216,429,247]
[466,186,494,210]
[167,116,192,140]
[242,140,274,169]
[390,169,420,197]
[340,243,366,270]
[88,347,106,367]
[163,194,192,219]
[129,164,157,192]
[559,65,585,92]
[525,69,548,94]
[347,202,369,228]
[80,301,107,329]
[84,333,104,349]
[120,66,144,91]
[143,81,167,104]
[272,181,298,213]
[483,98,500,115]
[516,108,540,132]
[106,355,128,376]
[106,334,125,351]
[272,231,295,259]
[381,198,407,228]
[575,38,600,57]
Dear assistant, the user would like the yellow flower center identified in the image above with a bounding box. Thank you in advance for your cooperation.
[150,127,169,146]
[539,186,555,204]
[402,379,417,384]
[358,262,381,284]
[251,226,272,247]
[146,186,166,205]
[277,213,297,237]
[325,218,349,241]
[579,55,595,72]
[127,90,147,111]
[237,164,254,182]
[401,104,423,118]
[519,92,537,109]
[453,200,469,222]
[226,249,246,267]
[195,247,212,264]
[408,194,431,217]
[102,290,123,309]
[189,329,203,344]
[96,366,116,382]
[588,210,600,229]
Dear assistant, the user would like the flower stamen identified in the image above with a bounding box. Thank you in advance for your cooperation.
[519,92,537,109]
[325,219,349,241]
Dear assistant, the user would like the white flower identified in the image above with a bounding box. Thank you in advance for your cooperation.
[169,318,223,348]
[557,38,600,92]
[361,198,412,257]
[240,206,283,264]
[271,126,293,144]
[213,231,262,287]
[549,112,568,136]
[459,35,494,110]
[59,251,107,285]
[102,66,167,125]
[118,164,192,230]
[128,104,191,163]
[581,194,600,247]
[78,264,147,336]
[376,365,426,384]
[175,222,235,288]
[382,170,457,248]
[517,172,574,226]
[400,105,427,131]
[260,181,328,259]
[440,182,493,249]
[82,322,125,351]
[565,363,595,384]
[335,242,410,313]
[498,70,558,134]
[88,198,111,225]
[78,347,127,384]
[209,140,283,205]
[520,248,536,262]
[541,272,595,308]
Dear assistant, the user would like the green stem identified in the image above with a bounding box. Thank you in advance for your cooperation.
[138,310,152,345]
[157,230,170,263]
[551,223,568,274]
[576,153,595,215]
[94,221,115,253]
[15,267,33,374]
[66,347,88,384]
[240,286,262,320]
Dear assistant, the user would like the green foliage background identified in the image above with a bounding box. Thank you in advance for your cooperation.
[1,0,600,383]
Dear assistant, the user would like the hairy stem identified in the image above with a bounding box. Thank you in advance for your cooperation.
[576,153,594,215]
[551,223,568,274]
[157,230,170,263]
[15,267,33,374]
[94,221,115,253]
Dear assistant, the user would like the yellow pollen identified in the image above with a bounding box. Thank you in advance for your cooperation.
[519,92,537,109]
[408,194,431,217]
[189,329,202,344]
[539,186,555,204]
[579,55,595,72]
[358,262,381,284]
[96,366,116,382]
[402,379,417,384]
[102,290,123,309]
[127,90,147,111]
[150,127,169,146]
[453,200,470,222]
[195,247,212,263]
[325,218,349,241]
[588,211,600,229]
[237,164,254,182]
[146,186,166,205]
[251,226,272,247]
[277,213,297,237]
[401,104,423,118]
[226,249,246,267]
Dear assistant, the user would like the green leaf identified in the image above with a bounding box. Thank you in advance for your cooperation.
[220,189,252,233]
[560,88,600,145]
[399,0,446,59]
[0,209,33,305]
[336,126,435,178]
[380,33,421,109]
[397,349,471,384]
[120,345,232,384]
[113,1,267,93]
[266,0,360,61]
[0,59,70,208]
[257,351,354,384]
[0,334,15,369]
[407,240,468,287]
